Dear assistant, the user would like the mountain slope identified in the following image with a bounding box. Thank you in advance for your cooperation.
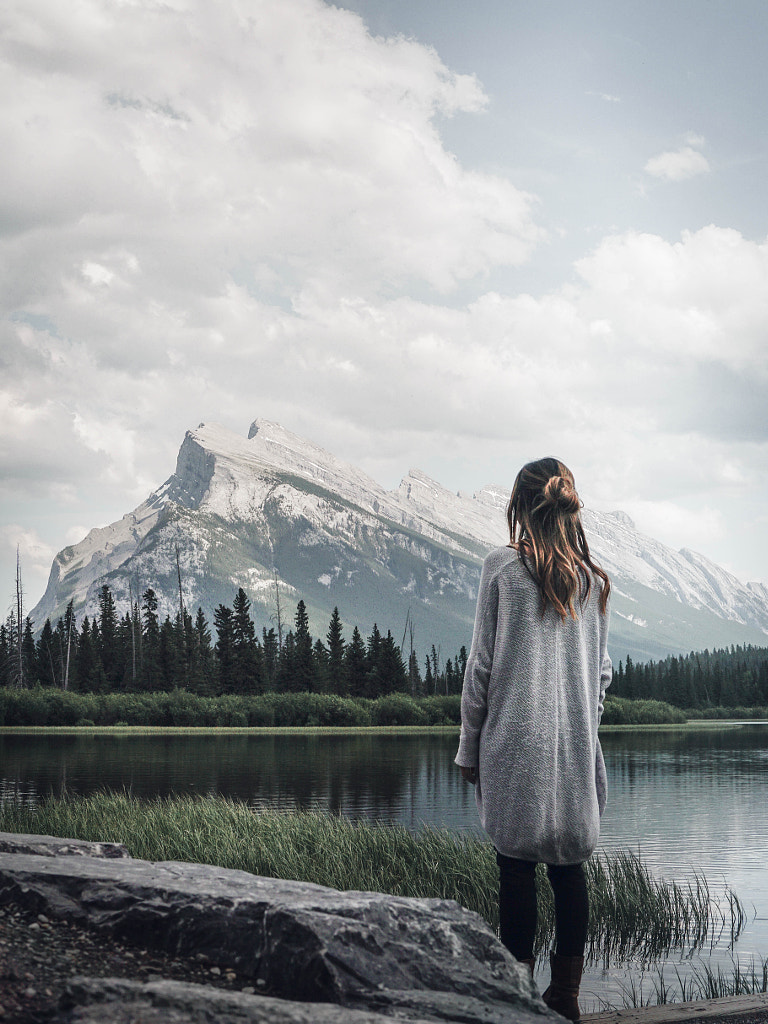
[31,419,768,664]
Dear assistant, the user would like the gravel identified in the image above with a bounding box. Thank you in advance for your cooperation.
[0,900,257,1023]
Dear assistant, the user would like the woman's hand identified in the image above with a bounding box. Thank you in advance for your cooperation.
[460,765,477,785]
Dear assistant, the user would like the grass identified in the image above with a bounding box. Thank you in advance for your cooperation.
[0,792,745,961]
[614,956,768,1007]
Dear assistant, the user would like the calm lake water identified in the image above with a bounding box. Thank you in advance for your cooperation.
[2,723,767,1009]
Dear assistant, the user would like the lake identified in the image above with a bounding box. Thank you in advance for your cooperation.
[2,723,767,1009]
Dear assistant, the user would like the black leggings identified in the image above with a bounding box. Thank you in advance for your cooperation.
[496,851,589,961]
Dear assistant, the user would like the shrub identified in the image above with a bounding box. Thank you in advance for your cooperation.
[371,693,427,726]
[601,696,687,725]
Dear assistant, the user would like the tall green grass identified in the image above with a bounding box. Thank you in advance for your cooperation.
[616,956,768,1007]
[0,792,744,960]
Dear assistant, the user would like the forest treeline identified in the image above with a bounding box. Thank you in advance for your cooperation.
[0,584,466,699]
[610,645,768,708]
[3,581,767,711]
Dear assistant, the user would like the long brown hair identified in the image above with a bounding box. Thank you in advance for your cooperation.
[506,457,610,620]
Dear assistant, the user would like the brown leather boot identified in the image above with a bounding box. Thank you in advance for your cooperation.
[542,951,584,1021]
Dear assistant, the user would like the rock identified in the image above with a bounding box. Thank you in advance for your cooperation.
[0,836,555,1024]
[55,976,439,1023]
[0,832,129,859]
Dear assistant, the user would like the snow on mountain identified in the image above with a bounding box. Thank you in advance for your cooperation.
[30,418,768,664]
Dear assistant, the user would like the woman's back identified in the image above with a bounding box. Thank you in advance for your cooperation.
[461,545,611,864]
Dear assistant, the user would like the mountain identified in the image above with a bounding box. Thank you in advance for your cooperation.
[31,419,768,664]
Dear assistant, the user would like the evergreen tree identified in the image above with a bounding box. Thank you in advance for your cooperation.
[293,600,314,692]
[276,630,296,691]
[424,655,433,694]
[214,604,234,692]
[457,645,468,682]
[0,620,9,688]
[345,626,367,697]
[141,589,161,691]
[74,616,98,692]
[326,607,346,695]
[312,638,330,692]
[364,623,383,698]
[158,616,180,690]
[22,616,37,685]
[408,648,422,697]
[262,627,279,691]
[191,607,215,694]
[378,630,408,694]
[231,589,262,693]
[36,619,57,687]
[97,584,121,687]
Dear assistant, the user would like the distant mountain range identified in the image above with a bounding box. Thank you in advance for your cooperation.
[31,419,768,664]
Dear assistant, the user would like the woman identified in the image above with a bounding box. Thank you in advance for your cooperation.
[455,457,611,1022]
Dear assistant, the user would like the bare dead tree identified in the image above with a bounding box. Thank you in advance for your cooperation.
[175,544,189,687]
[272,569,284,650]
[15,546,24,689]
[63,600,74,691]
[128,579,137,686]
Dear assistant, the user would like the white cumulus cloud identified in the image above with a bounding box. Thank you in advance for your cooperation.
[644,144,710,182]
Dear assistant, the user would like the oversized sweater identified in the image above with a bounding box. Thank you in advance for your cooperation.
[455,545,612,865]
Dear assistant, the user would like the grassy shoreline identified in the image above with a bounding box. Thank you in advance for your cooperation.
[0,791,746,964]
[1,719,764,735]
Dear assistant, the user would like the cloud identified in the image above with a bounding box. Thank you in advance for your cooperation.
[1,0,767,599]
[1,525,56,581]
[644,143,710,182]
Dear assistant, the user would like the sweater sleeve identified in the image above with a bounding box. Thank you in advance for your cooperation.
[455,555,499,768]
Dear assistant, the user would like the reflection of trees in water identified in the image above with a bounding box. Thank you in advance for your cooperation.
[0,733,476,828]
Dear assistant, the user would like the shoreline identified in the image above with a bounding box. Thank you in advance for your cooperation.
[1,719,763,735]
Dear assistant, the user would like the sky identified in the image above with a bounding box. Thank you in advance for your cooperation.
[2,0,768,616]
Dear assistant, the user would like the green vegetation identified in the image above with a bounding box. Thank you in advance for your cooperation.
[612,644,768,708]
[600,697,687,725]
[617,956,768,1007]
[0,689,461,727]
[1,584,466,700]
[0,792,745,962]
[4,685,766,728]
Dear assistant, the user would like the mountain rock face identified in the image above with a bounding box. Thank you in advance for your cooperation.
[32,419,768,663]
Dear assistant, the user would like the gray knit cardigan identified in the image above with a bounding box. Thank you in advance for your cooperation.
[455,546,612,865]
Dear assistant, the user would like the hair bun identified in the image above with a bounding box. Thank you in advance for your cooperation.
[543,475,580,514]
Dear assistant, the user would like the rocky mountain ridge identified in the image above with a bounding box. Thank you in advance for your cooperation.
[31,418,768,664]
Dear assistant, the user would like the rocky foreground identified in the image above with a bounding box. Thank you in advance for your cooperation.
[0,832,554,1023]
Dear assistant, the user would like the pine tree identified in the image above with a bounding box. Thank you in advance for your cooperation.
[276,630,296,691]
[262,627,279,691]
[378,630,408,694]
[0,620,9,688]
[214,604,234,692]
[408,648,422,697]
[22,617,37,686]
[158,616,180,690]
[293,600,314,692]
[75,616,97,692]
[37,619,57,687]
[326,607,345,695]
[231,589,262,693]
[141,589,161,691]
[97,585,121,687]
[312,638,330,692]
[191,607,215,694]
[364,623,383,698]
[345,626,367,698]
[424,655,433,694]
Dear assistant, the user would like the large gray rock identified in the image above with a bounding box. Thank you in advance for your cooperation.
[55,977,438,1024]
[0,834,555,1024]
[0,830,129,859]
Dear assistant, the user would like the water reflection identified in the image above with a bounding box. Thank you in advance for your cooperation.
[2,723,767,1007]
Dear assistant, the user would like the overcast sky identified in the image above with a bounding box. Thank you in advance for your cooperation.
[2,0,767,614]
